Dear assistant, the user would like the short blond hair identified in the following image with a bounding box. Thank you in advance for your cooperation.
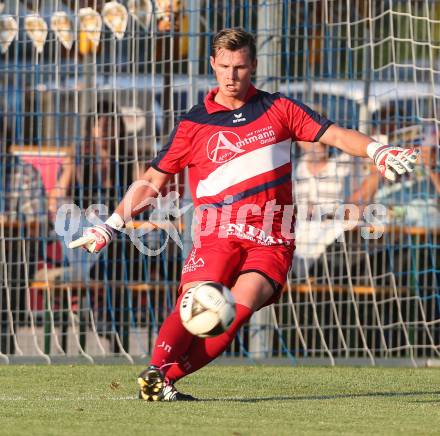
[211,28,256,61]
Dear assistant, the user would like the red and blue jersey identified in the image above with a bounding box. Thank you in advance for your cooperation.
[151,84,332,244]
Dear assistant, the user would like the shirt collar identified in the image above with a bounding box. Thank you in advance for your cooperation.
[204,84,257,114]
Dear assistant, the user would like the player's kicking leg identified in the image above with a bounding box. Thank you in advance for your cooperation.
[137,284,201,401]
[137,365,197,401]
[137,273,274,401]
[162,272,273,382]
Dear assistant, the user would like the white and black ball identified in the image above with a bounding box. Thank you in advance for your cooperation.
[180,282,236,338]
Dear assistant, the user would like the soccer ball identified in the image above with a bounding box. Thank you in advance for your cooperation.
[180,282,235,338]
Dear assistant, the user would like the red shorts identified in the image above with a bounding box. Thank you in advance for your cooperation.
[180,236,294,306]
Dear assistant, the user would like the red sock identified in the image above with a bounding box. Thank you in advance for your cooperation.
[149,294,194,369]
[165,303,253,382]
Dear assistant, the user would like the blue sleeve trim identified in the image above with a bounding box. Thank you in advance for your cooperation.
[314,120,334,142]
[150,161,174,175]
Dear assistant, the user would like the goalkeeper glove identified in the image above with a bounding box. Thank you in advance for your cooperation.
[68,213,124,253]
[367,142,419,182]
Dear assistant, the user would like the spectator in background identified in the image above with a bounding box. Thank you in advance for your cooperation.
[49,100,134,282]
[0,118,47,354]
[49,101,132,213]
[372,125,440,341]
[420,128,440,193]
[48,101,135,352]
[292,139,380,278]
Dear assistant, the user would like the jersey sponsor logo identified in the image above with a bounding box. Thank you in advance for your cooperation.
[233,112,246,123]
[182,249,205,274]
[236,128,276,147]
[221,223,290,245]
[206,131,245,163]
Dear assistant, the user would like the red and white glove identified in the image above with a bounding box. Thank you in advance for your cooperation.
[68,214,124,253]
[367,142,420,182]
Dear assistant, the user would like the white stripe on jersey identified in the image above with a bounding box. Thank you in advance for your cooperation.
[196,139,291,199]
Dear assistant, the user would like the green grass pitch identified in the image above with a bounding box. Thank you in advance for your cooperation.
[1,365,440,435]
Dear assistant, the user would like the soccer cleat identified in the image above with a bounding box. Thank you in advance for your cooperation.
[137,366,165,401]
[161,383,198,401]
[137,366,197,402]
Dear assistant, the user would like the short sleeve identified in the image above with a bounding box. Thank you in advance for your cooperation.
[151,120,191,174]
[280,96,333,142]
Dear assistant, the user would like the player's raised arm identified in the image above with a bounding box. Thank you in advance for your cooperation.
[69,167,172,253]
[319,124,419,181]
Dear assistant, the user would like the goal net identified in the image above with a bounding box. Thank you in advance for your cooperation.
[0,0,438,365]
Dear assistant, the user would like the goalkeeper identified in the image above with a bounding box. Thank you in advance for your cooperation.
[70,28,419,401]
